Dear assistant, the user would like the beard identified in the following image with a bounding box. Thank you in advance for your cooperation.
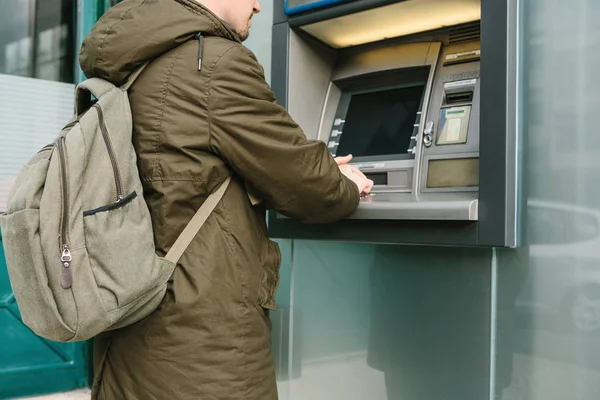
[238,18,252,41]
[239,28,250,41]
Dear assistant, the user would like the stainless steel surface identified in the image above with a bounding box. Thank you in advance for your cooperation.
[273,0,518,246]
[333,42,441,81]
[419,41,482,195]
[350,192,478,220]
[288,30,335,140]
[420,42,482,158]
[504,0,520,247]
[298,0,481,48]
[421,152,480,193]
[317,83,342,142]
[319,42,442,197]
[423,120,434,147]
[412,44,442,195]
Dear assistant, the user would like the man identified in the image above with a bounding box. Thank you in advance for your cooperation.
[79,0,372,398]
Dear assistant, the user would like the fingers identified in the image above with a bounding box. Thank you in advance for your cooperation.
[349,166,367,180]
[338,161,374,196]
[337,162,367,180]
[359,177,374,195]
[363,178,374,194]
[334,154,353,165]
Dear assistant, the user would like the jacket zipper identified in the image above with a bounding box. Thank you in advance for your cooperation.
[93,104,124,202]
[56,136,72,289]
[195,33,204,71]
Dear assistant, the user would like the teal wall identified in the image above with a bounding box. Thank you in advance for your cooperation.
[77,0,114,83]
[246,1,600,399]
[0,233,90,399]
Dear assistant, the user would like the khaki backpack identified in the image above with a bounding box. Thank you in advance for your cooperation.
[0,65,230,342]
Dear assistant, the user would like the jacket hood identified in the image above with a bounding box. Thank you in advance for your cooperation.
[79,0,240,85]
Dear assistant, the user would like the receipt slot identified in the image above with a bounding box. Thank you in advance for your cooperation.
[268,0,520,248]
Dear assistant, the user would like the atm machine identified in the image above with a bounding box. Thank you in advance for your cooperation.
[268,0,519,247]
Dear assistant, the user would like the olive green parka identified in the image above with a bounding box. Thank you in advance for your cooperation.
[79,0,359,399]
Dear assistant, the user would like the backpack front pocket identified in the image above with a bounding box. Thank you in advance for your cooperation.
[82,193,174,315]
[0,209,76,341]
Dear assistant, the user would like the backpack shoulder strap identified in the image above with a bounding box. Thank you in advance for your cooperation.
[75,78,115,115]
[75,61,150,115]
[164,176,232,265]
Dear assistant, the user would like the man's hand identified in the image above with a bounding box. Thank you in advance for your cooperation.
[335,154,368,179]
[334,154,353,166]
[335,154,374,195]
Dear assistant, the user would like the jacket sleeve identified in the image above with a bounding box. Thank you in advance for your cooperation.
[207,45,359,223]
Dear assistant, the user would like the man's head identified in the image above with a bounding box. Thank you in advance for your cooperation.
[197,0,261,41]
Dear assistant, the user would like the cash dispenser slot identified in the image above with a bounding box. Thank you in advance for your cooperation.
[364,172,388,186]
[446,91,474,104]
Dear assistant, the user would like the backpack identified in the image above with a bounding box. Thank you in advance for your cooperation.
[0,64,230,342]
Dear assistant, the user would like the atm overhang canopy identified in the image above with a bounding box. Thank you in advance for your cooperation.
[290,0,481,48]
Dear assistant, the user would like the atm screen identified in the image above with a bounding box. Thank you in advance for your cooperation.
[336,84,425,158]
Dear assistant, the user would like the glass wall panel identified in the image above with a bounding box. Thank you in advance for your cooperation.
[0,0,75,83]
[495,0,600,399]
[284,242,492,400]
[0,0,33,77]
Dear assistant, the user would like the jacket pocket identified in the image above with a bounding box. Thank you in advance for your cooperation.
[258,239,281,310]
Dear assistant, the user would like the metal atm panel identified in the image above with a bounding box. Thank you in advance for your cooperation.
[283,37,482,222]
[269,0,519,247]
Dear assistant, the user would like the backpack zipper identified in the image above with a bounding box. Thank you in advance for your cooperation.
[62,119,78,132]
[38,143,54,153]
[93,104,124,202]
[56,136,72,289]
